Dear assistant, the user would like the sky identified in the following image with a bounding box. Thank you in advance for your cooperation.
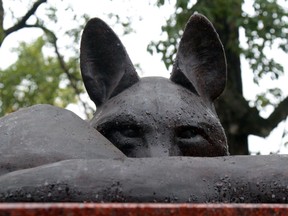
[0,0,288,154]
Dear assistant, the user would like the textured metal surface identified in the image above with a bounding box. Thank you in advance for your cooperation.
[0,203,288,216]
[82,14,228,158]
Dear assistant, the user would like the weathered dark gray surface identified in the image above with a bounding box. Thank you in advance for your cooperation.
[0,104,125,175]
[0,156,287,203]
[81,14,228,157]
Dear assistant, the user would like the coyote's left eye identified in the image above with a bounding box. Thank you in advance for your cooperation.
[175,126,203,140]
[176,127,198,139]
[174,126,211,156]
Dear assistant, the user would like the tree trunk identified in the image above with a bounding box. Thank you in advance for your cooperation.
[216,95,250,155]
[0,0,4,46]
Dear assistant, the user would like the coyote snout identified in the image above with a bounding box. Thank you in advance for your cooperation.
[80,14,229,157]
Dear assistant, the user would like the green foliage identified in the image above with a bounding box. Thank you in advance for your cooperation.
[152,0,288,107]
[150,0,243,69]
[107,13,135,35]
[239,0,287,107]
[0,0,95,118]
[255,87,283,109]
[0,36,81,116]
[242,0,288,83]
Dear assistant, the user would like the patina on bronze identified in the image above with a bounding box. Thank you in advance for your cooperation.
[81,14,228,157]
[0,14,287,203]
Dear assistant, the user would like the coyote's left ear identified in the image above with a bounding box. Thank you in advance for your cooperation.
[170,14,227,106]
[80,18,139,107]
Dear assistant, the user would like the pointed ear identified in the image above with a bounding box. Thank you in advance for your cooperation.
[80,18,140,107]
[170,14,227,103]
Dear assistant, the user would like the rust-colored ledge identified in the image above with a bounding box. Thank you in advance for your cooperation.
[0,203,288,216]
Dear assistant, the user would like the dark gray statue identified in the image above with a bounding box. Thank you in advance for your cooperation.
[0,14,287,203]
[80,13,228,157]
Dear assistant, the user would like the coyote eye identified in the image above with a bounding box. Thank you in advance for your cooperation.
[175,126,201,139]
[176,127,198,139]
[118,127,141,138]
[97,123,144,157]
[175,126,210,156]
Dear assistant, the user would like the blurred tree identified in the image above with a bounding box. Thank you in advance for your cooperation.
[0,0,93,118]
[0,37,80,115]
[150,0,288,154]
[0,0,46,47]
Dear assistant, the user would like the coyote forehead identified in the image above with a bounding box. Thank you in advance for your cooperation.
[93,77,218,125]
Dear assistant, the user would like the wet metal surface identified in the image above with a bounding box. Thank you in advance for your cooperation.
[0,203,288,216]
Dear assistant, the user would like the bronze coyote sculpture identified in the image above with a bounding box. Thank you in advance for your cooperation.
[0,14,287,203]
[80,14,228,157]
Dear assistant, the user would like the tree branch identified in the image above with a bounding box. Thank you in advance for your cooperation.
[0,0,3,29]
[4,0,46,37]
[24,24,93,119]
[246,96,288,137]
[0,0,4,46]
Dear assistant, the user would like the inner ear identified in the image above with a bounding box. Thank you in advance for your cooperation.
[80,18,139,107]
[170,13,227,102]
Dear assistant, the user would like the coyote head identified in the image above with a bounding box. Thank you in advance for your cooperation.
[80,14,228,157]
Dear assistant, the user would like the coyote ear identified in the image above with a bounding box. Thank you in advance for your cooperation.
[170,14,227,104]
[80,18,140,107]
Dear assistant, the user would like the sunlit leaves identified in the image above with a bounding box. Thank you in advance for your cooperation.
[45,6,57,23]
[107,13,135,36]
[0,37,80,116]
[242,0,288,85]
[0,1,96,118]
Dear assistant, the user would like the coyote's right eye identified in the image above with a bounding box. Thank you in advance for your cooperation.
[118,127,141,138]
[97,123,145,157]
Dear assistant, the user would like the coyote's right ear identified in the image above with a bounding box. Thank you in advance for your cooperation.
[80,18,140,107]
